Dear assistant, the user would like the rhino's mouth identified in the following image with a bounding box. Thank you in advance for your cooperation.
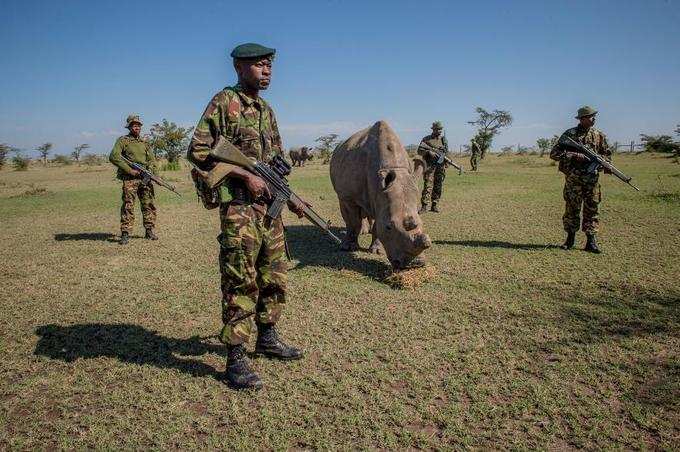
[390,256,426,271]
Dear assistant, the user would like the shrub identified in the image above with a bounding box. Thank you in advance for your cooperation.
[12,155,30,171]
[162,160,181,171]
[82,154,104,166]
[53,154,72,165]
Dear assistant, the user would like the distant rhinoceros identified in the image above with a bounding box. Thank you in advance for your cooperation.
[289,146,313,167]
[330,121,431,270]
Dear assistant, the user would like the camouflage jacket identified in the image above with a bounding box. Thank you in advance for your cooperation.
[109,134,156,180]
[550,126,610,177]
[470,140,481,156]
[187,84,283,202]
[417,134,449,164]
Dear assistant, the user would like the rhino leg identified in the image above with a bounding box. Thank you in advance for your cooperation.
[368,223,384,255]
[339,200,361,252]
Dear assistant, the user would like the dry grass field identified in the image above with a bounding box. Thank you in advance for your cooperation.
[0,153,678,449]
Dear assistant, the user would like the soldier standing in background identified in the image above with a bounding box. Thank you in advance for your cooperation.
[109,115,158,245]
[550,106,611,253]
[417,121,449,213]
[469,136,481,171]
[187,43,305,390]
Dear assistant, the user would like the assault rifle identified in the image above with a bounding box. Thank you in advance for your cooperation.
[121,155,182,197]
[208,138,342,245]
[418,143,464,175]
[558,136,640,191]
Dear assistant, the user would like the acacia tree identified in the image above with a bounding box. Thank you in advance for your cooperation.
[36,143,53,165]
[149,119,193,168]
[72,143,90,163]
[536,138,552,157]
[468,107,513,159]
[314,133,339,164]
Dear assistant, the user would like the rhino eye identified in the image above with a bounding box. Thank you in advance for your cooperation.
[385,220,395,231]
[381,170,396,190]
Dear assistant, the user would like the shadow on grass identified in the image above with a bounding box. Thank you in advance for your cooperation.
[54,232,119,242]
[544,285,680,410]
[34,324,223,378]
[285,224,391,282]
[435,239,561,250]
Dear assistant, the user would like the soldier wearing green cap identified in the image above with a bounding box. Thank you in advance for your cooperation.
[109,114,158,245]
[469,136,482,171]
[188,42,306,390]
[417,121,450,213]
[550,106,611,253]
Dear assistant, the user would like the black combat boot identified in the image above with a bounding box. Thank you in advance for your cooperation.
[119,232,129,245]
[430,203,440,213]
[145,229,158,240]
[561,231,575,250]
[584,234,601,254]
[222,344,263,390]
[255,324,303,360]
[418,203,427,214]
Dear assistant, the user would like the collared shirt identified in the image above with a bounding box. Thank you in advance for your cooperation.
[109,133,156,180]
[187,84,283,169]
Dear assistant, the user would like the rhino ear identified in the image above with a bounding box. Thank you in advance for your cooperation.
[412,157,426,180]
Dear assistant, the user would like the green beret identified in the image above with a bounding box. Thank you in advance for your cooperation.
[432,121,443,130]
[230,43,276,60]
[576,106,597,118]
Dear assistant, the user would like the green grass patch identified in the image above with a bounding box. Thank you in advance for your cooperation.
[0,155,678,449]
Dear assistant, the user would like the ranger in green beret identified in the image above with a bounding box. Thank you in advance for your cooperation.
[417,121,450,213]
[550,106,611,253]
[109,115,158,245]
[188,42,305,390]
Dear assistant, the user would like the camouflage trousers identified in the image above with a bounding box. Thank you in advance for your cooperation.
[120,179,156,233]
[421,165,446,206]
[470,154,479,171]
[562,174,601,234]
[218,202,287,345]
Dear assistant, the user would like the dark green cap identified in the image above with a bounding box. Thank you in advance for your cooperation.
[432,121,443,130]
[230,43,276,59]
[576,106,597,118]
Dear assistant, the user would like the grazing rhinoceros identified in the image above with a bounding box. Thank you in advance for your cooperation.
[289,146,313,167]
[330,121,431,270]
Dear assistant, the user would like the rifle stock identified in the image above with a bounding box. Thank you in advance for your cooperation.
[210,138,342,245]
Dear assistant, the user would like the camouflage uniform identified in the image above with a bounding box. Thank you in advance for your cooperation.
[418,133,449,207]
[550,125,610,234]
[187,84,286,346]
[470,140,481,171]
[109,133,157,234]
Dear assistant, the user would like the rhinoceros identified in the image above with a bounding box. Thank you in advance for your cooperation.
[330,121,431,270]
[289,146,313,167]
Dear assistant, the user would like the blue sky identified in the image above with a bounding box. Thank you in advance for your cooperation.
[1,0,679,156]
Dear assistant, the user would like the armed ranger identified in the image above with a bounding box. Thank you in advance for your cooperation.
[558,136,640,191]
[418,142,464,175]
